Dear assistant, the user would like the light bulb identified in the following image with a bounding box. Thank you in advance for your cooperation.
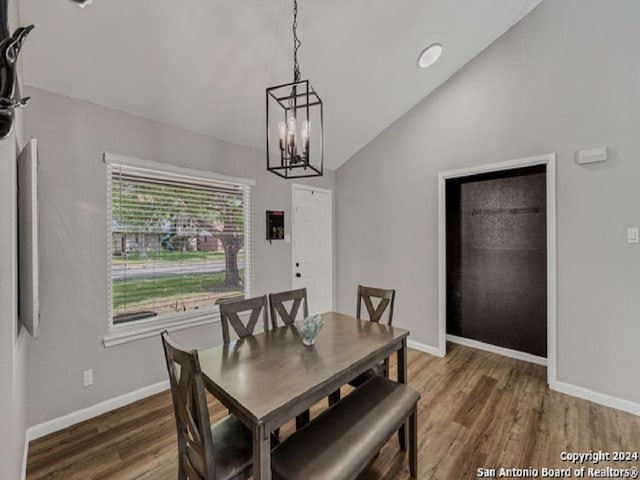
[287,116,297,156]
[278,122,286,151]
[302,120,310,155]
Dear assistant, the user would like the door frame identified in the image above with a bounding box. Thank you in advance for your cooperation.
[291,183,334,311]
[437,153,557,385]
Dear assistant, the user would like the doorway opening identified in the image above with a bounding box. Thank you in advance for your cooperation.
[438,154,557,384]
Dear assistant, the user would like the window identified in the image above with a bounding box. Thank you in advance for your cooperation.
[104,154,253,346]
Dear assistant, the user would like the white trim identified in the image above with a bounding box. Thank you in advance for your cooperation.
[26,380,170,442]
[291,183,333,195]
[106,160,114,329]
[291,184,334,311]
[104,156,254,345]
[438,153,557,384]
[546,156,557,384]
[103,311,220,347]
[447,334,547,366]
[243,184,254,298]
[21,434,28,480]
[437,154,555,179]
[103,152,256,187]
[407,339,444,357]
[550,381,640,417]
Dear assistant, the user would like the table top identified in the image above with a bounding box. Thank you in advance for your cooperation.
[198,311,409,426]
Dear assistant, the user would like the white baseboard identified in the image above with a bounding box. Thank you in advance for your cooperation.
[446,334,547,366]
[407,339,444,357]
[551,380,640,417]
[26,379,169,442]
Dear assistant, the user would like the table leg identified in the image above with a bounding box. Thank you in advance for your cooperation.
[397,337,408,451]
[253,421,272,480]
[295,410,310,430]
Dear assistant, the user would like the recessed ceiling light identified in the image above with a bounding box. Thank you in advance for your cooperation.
[417,43,442,69]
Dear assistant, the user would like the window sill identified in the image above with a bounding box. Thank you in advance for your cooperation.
[103,310,220,347]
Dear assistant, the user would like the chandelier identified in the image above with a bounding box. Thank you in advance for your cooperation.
[266,0,323,179]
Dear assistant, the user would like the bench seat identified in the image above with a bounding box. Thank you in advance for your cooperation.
[271,375,420,480]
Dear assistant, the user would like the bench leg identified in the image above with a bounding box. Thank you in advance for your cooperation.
[328,389,341,407]
[295,410,310,430]
[409,408,417,477]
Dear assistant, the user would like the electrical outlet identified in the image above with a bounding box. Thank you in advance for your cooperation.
[83,369,93,387]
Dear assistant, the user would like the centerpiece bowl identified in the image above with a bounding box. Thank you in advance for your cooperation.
[294,314,324,346]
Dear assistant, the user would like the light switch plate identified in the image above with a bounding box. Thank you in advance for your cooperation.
[627,227,639,244]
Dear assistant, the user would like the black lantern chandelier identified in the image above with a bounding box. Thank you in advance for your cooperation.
[266,0,323,179]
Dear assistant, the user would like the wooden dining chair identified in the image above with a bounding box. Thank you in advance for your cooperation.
[268,288,309,328]
[219,295,269,345]
[268,287,312,429]
[161,330,253,480]
[356,285,396,326]
[219,295,305,436]
[329,285,396,406]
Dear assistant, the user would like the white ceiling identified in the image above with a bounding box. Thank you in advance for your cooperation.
[18,0,542,170]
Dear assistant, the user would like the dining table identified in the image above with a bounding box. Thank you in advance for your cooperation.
[197,311,410,480]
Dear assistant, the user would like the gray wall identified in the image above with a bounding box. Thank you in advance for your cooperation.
[24,87,334,427]
[336,0,640,404]
[0,129,28,480]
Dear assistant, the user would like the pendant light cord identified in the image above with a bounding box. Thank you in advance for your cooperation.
[293,0,301,82]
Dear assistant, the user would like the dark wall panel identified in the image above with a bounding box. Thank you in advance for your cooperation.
[446,165,547,357]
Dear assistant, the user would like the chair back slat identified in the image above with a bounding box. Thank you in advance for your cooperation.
[356,285,396,325]
[219,295,269,344]
[269,288,309,327]
[161,331,216,479]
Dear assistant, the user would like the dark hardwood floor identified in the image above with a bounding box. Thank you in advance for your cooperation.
[26,344,640,479]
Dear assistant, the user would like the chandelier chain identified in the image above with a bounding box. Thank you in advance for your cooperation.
[293,0,301,82]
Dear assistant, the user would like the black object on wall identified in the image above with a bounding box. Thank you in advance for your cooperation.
[266,210,285,241]
[0,0,33,139]
[0,0,8,39]
[446,165,547,357]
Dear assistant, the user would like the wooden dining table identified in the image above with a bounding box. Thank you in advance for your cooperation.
[198,311,410,480]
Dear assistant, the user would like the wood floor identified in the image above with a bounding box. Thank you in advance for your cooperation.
[27,343,640,479]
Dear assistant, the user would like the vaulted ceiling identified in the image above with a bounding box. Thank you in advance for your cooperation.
[18,0,542,170]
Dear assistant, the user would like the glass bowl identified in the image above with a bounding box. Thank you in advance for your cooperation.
[294,314,324,346]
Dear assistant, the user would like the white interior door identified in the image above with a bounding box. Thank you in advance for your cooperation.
[292,184,332,314]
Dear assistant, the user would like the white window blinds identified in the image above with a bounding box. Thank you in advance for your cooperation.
[107,160,252,326]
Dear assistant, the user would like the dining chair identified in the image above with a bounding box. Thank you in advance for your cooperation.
[161,330,253,480]
[268,288,309,328]
[268,287,312,429]
[356,285,396,326]
[329,285,396,406]
[219,295,304,436]
[219,295,269,345]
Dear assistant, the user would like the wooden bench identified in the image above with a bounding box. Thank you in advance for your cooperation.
[271,375,420,480]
